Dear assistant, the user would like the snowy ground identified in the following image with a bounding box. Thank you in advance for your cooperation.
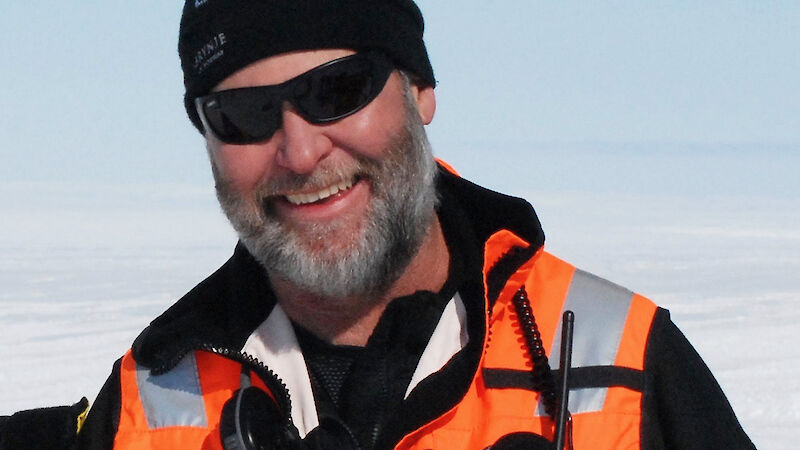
[1,177,798,448]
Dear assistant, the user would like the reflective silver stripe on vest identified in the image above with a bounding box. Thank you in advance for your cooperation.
[535,269,634,416]
[135,352,208,429]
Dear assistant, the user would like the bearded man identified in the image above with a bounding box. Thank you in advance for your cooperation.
[66,1,755,449]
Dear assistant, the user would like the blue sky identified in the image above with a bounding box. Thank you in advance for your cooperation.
[1,1,798,194]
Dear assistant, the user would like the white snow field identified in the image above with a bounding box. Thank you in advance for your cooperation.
[2,163,798,448]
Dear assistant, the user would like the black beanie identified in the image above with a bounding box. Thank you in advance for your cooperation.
[178,0,435,132]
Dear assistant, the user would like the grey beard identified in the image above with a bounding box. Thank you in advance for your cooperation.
[213,89,438,300]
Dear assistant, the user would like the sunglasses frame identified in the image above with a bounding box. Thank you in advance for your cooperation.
[195,51,394,145]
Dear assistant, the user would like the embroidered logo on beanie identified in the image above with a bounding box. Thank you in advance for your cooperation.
[193,32,227,74]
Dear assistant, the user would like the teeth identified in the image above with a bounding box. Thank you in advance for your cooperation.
[285,178,356,205]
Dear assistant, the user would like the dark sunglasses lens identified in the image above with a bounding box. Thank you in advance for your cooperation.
[295,57,379,121]
[202,89,280,144]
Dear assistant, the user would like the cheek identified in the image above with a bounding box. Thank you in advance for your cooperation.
[211,143,275,192]
[330,78,408,159]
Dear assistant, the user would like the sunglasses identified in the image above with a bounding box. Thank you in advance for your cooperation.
[195,52,394,145]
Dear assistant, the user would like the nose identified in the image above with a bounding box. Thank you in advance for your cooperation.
[273,104,333,174]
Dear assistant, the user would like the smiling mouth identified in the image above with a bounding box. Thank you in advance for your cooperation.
[283,176,359,206]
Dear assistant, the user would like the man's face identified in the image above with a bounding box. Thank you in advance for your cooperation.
[206,49,438,300]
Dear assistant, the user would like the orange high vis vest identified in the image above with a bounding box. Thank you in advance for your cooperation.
[116,350,235,449]
[114,229,657,449]
[396,231,658,449]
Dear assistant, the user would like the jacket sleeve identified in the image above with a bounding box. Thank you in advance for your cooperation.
[0,397,89,450]
[641,308,756,449]
[75,358,122,450]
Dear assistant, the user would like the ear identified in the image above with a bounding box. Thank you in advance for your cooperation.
[409,84,436,125]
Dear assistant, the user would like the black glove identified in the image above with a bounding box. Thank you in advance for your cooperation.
[0,397,89,450]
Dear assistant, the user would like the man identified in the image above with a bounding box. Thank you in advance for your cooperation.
[67,1,754,449]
